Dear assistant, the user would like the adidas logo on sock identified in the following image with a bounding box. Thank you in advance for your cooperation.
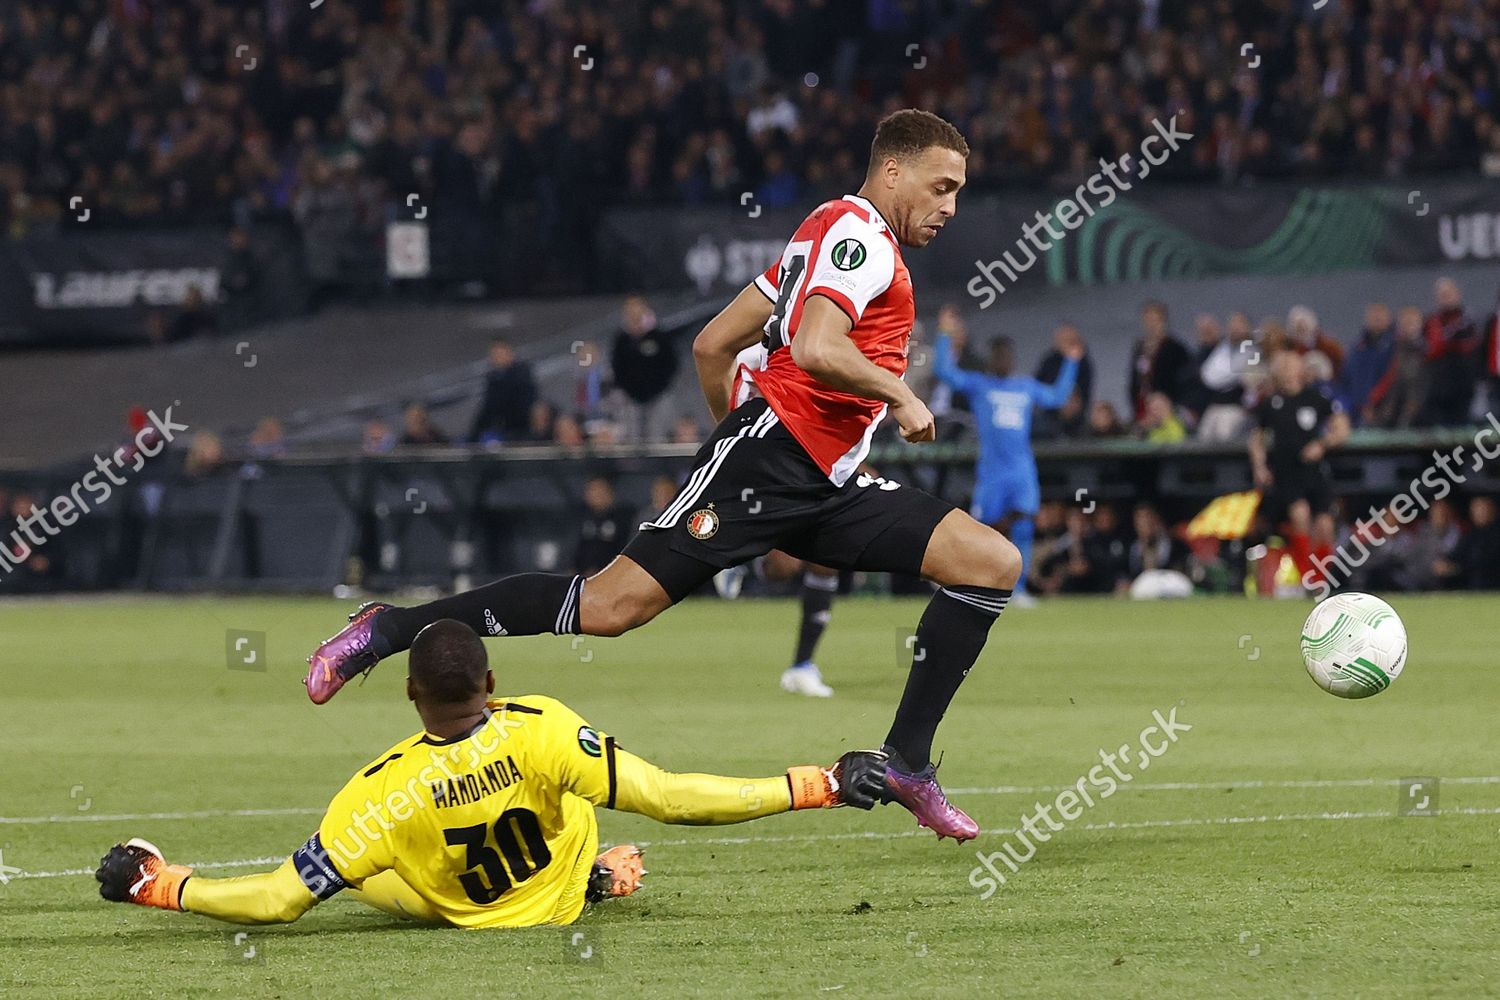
[483,609,508,636]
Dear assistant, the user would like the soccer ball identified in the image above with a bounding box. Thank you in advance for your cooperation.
[1299,592,1408,699]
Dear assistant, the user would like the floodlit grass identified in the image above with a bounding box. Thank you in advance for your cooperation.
[2,593,1496,998]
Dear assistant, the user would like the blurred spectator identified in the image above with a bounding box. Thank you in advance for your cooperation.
[293,156,360,298]
[1129,301,1191,419]
[1033,323,1093,439]
[248,418,287,459]
[0,492,57,592]
[670,416,702,445]
[1088,400,1127,438]
[1422,500,1466,590]
[1304,352,1338,401]
[1257,316,1293,360]
[1340,303,1395,422]
[638,475,681,527]
[4,0,1498,282]
[1362,500,1463,592]
[570,341,608,423]
[610,295,680,441]
[1422,278,1482,426]
[1462,496,1500,589]
[221,226,264,330]
[527,401,558,443]
[1138,393,1186,444]
[574,477,633,576]
[1287,306,1345,377]
[1032,504,1129,596]
[167,286,218,343]
[184,432,227,477]
[362,419,395,456]
[1366,307,1431,428]
[469,339,538,444]
[1190,313,1250,442]
[400,404,449,447]
[1125,502,1190,585]
[553,413,586,447]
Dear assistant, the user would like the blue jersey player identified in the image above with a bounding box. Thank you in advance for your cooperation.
[932,333,1082,600]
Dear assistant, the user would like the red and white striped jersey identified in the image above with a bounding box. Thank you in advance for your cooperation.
[738,195,915,486]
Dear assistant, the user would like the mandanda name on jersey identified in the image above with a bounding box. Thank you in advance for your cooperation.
[431,755,525,808]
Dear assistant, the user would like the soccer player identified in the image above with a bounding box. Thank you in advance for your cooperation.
[932,332,1081,602]
[1250,351,1350,588]
[98,621,884,928]
[716,545,841,698]
[307,109,1019,842]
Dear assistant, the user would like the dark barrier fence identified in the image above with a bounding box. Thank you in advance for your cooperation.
[1,429,1493,595]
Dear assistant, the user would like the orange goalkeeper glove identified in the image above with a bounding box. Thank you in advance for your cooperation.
[788,750,888,810]
[96,839,193,912]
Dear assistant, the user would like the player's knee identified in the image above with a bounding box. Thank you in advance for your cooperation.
[932,524,1021,590]
[987,533,1023,590]
[951,531,1020,590]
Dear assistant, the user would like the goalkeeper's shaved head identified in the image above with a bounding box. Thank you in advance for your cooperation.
[408,619,491,705]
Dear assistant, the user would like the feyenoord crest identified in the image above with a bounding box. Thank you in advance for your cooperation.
[830,238,866,270]
[686,505,719,539]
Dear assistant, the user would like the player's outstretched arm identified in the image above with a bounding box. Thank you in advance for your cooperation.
[610,748,888,826]
[97,839,318,925]
[693,284,774,423]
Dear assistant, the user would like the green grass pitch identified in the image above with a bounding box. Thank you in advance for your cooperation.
[2,593,1497,998]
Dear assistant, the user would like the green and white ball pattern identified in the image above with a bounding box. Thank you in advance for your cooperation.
[1300,592,1408,699]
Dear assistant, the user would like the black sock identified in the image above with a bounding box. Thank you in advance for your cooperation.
[376,574,584,654]
[792,571,837,666]
[882,585,1010,771]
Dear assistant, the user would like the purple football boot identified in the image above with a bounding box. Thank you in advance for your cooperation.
[883,759,980,843]
[304,602,392,704]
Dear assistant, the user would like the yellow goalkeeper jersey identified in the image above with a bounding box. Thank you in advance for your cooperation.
[298,696,616,928]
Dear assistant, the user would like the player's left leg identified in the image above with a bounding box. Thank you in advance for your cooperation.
[787,481,1019,841]
[885,509,1019,768]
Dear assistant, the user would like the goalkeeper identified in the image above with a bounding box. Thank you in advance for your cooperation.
[96,620,885,928]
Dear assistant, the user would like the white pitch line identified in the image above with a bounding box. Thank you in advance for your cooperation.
[0,807,322,826]
[16,806,1500,881]
[7,775,1498,827]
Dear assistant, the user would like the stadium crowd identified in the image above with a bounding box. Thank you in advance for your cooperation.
[4,0,1500,291]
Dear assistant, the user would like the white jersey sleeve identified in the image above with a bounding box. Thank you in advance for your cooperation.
[802,210,896,322]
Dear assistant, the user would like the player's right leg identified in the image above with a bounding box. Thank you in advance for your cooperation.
[305,554,685,704]
[306,402,778,703]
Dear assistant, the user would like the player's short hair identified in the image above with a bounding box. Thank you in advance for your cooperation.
[868,109,969,173]
[990,335,1015,353]
[409,619,488,703]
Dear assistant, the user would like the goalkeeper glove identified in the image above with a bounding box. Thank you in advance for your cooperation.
[587,844,646,901]
[96,838,193,911]
[787,750,889,811]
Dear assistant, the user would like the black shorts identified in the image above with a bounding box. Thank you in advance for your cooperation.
[1262,465,1333,524]
[622,398,956,602]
